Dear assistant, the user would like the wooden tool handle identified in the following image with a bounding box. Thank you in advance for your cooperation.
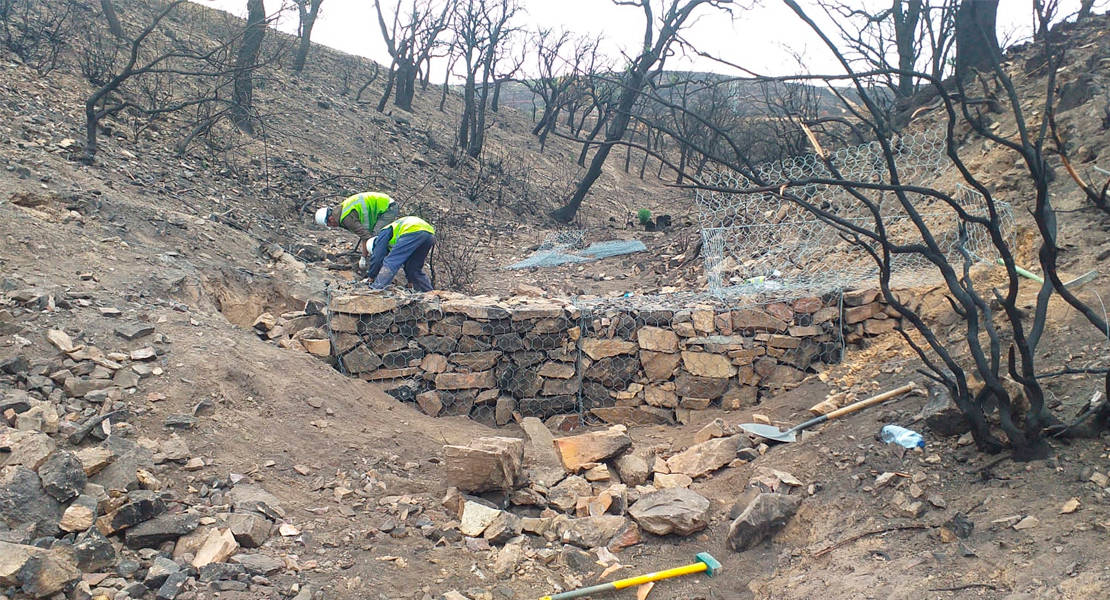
[826,383,915,421]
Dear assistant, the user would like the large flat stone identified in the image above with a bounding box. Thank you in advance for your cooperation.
[675,373,729,400]
[3,430,56,471]
[224,513,272,548]
[666,435,741,478]
[340,345,382,374]
[0,466,64,537]
[444,437,524,493]
[191,528,239,568]
[547,475,592,512]
[449,351,502,371]
[583,357,639,388]
[520,417,566,487]
[435,370,495,390]
[636,327,678,353]
[125,512,201,548]
[441,300,511,320]
[227,484,283,518]
[459,501,501,537]
[16,546,80,598]
[590,407,671,427]
[95,491,167,536]
[553,426,632,472]
[38,451,87,502]
[681,351,736,378]
[732,310,788,333]
[329,294,400,315]
[538,362,576,379]
[89,437,154,493]
[640,350,681,381]
[580,338,637,361]
[0,541,45,586]
[560,515,630,549]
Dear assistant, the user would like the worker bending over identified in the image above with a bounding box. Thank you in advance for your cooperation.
[366,216,436,292]
[315,192,397,270]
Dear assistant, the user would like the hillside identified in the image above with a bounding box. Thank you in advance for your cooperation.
[1,2,1109,600]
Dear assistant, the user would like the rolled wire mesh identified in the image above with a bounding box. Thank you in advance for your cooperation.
[505,232,647,270]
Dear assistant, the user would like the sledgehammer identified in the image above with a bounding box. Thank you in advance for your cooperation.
[537,552,722,600]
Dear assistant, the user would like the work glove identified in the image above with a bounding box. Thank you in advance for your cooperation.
[359,256,368,270]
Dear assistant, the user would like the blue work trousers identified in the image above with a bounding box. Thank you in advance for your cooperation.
[370,231,435,292]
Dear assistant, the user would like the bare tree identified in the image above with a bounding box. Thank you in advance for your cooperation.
[816,1,959,99]
[374,0,454,112]
[551,0,735,223]
[83,0,192,161]
[231,0,267,134]
[1078,0,1095,20]
[81,0,279,162]
[921,0,958,81]
[954,0,999,81]
[0,0,76,75]
[521,30,603,151]
[100,0,124,38]
[522,28,572,150]
[620,0,1108,454]
[291,0,323,72]
[453,0,521,158]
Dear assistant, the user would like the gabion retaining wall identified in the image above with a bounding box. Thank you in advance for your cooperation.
[324,290,899,427]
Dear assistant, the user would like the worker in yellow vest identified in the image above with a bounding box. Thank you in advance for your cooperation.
[366,216,436,292]
[314,192,397,270]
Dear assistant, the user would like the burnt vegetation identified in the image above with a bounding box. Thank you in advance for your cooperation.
[2,0,1109,455]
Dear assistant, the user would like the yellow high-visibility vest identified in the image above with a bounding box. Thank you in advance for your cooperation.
[340,192,392,229]
[387,216,435,246]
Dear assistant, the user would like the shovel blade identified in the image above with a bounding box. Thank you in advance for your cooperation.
[739,423,796,443]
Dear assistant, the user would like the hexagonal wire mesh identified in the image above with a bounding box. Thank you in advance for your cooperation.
[327,293,584,426]
[572,292,845,425]
[504,230,647,270]
[696,128,1014,299]
[323,129,1021,426]
[324,289,846,427]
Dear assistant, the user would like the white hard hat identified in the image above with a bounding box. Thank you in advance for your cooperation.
[366,238,375,255]
[314,207,330,227]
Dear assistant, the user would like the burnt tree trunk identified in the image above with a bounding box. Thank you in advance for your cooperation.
[894,0,923,97]
[954,0,999,82]
[378,64,396,113]
[100,0,124,38]
[231,0,266,135]
[395,62,417,112]
[292,0,323,73]
[1079,0,1095,21]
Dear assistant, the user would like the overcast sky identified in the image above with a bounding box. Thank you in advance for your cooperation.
[196,0,1101,79]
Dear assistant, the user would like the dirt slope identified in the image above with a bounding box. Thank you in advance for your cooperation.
[2,4,1110,600]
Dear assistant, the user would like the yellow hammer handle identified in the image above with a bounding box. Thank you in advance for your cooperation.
[612,562,707,590]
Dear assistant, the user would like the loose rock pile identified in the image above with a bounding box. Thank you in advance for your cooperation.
[435,416,806,592]
[325,289,906,425]
[248,308,329,356]
[0,284,306,600]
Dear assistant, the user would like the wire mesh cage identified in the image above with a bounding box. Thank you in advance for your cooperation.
[325,290,851,428]
[696,129,1015,298]
[320,130,1012,427]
